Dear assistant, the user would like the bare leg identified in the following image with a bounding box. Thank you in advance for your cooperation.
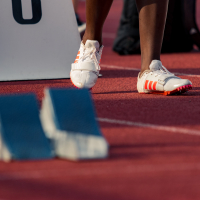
[71,0,192,94]
[72,0,79,13]
[82,0,168,71]
[135,0,169,73]
[82,0,113,45]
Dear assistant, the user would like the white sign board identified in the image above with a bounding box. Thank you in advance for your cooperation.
[0,0,81,81]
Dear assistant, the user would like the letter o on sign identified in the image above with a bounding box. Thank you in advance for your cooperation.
[12,0,42,25]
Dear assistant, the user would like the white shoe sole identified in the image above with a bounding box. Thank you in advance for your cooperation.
[139,84,192,95]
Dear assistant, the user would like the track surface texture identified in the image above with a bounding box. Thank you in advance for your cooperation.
[1,1,200,200]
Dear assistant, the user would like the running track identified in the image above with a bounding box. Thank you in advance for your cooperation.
[0,1,200,199]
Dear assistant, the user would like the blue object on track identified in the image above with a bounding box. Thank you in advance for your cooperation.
[50,88,101,136]
[0,94,53,161]
[40,88,108,160]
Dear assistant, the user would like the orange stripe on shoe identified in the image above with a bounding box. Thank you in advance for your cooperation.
[74,54,80,63]
[153,81,157,90]
[149,81,153,90]
[77,51,80,55]
[145,80,149,90]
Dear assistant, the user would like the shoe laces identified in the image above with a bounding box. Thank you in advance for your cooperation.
[80,45,104,71]
[150,65,174,77]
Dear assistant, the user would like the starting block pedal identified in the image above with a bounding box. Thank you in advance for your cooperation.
[0,94,53,162]
[40,88,109,160]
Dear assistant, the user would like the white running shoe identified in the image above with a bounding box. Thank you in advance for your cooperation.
[70,40,103,89]
[137,60,192,95]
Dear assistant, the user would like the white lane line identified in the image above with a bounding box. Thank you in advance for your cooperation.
[102,33,116,39]
[101,64,200,78]
[98,118,200,136]
[1,163,200,181]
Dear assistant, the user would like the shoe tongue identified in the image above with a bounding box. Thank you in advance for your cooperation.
[149,60,162,71]
[85,40,100,51]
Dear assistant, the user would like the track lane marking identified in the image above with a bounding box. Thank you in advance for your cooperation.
[97,118,200,136]
[101,64,200,78]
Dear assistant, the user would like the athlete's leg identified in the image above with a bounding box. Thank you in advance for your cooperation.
[72,0,79,13]
[71,0,113,89]
[72,0,86,33]
[71,0,192,94]
[82,0,113,45]
[82,0,168,69]
[136,0,192,95]
[135,0,169,73]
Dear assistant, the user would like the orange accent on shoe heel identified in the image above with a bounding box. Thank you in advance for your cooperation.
[153,81,157,90]
[149,81,153,90]
[145,80,149,90]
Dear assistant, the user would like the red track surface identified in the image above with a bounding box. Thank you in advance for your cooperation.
[1,1,200,199]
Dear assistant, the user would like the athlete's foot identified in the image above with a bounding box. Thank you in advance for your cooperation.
[70,40,103,89]
[137,60,192,95]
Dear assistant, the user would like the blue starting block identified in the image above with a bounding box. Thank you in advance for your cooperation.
[40,88,109,160]
[0,94,53,161]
